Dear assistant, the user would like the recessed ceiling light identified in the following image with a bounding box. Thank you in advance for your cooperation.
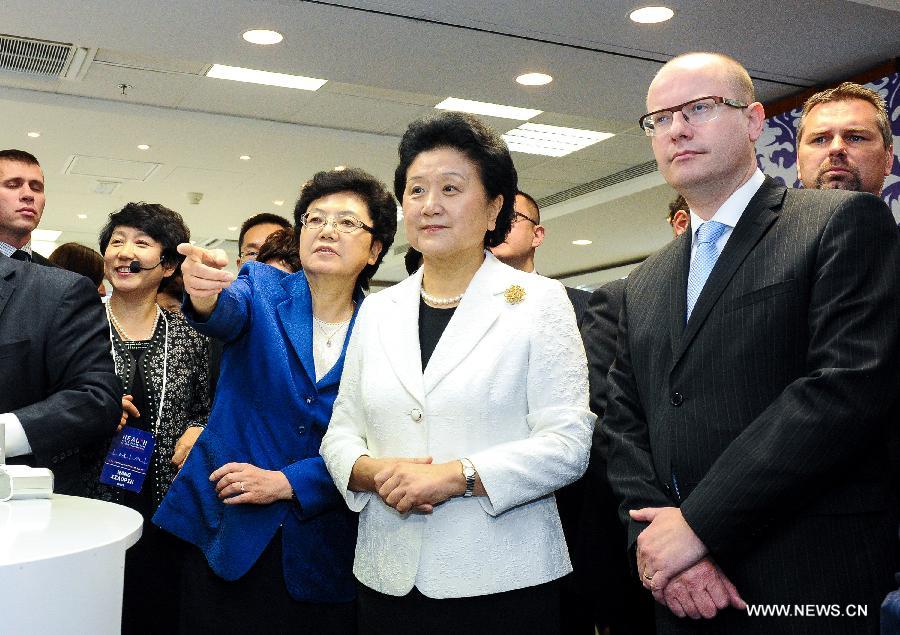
[137,144,150,150]
[206,63,327,91]
[516,72,553,86]
[572,239,593,246]
[33,229,62,241]
[273,200,285,206]
[242,29,284,45]
[227,226,238,231]
[27,131,41,138]
[239,155,251,161]
[77,214,88,219]
[435,97,541,121]
[334,165,346,171]
[502,123,615,157]
[629,6,674,23]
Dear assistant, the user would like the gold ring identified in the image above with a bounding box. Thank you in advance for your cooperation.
[643,572,654,581]
[240,481,245,492]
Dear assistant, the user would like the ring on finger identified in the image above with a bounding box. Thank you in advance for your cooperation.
[239,481,245,493]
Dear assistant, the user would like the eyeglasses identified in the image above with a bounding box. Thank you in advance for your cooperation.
[299,212,374,234]
[239,250,259,260]
[511,211,537,225]
[639,96,748,136]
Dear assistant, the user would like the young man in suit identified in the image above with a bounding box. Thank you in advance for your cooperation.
[491,190,591,326]
[0,149,54,266]
[0,256,121,495]
[604,52,899,633]
[492,188,594,633]
[579,193,690,634]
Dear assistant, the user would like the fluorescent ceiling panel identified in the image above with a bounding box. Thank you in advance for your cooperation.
[32,229,62,241]
[435,97,541,121]
[503,123,615,157]
[206,64,327,91]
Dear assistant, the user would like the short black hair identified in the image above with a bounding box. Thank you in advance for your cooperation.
[293,167,397,292]
[98,202,190,267]
[394,112,517,248]
[238,212,291,253]
[0,149,40,166]
[257,227,301,273]
[516,190,541,224]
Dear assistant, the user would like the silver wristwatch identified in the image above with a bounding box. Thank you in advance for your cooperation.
[459,458,476,497]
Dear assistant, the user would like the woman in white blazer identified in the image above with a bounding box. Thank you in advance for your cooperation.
[320,112,595,634]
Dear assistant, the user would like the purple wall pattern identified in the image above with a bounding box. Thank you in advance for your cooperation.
[755,71,900,223]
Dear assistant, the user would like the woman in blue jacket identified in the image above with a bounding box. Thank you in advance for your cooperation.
[153,167,396,633]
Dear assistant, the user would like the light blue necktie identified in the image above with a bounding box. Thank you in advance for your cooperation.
[686,221,729,321]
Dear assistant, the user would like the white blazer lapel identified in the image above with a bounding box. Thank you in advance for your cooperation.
[423,252,505,394]
[378,270,426,406]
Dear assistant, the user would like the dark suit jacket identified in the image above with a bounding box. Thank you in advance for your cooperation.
[30,250,54,268]
[565,285,592,329]
[605,178,900,632]
[578,276,655,633]
[0,256,120,495]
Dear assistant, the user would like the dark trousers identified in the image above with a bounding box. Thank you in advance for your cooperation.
[179,531,356,635]
[358,580,561,635]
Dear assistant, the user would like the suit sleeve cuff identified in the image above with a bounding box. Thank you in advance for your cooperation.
[1,412,33,458]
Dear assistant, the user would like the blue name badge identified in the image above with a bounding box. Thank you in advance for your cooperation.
[99,426,155,493]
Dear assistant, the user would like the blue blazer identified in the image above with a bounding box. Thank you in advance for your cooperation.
[153,262,360,602]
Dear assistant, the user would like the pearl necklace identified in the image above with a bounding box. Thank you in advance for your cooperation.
[420,287,464,306]
[106,302,160,341]
[313,315,351,347]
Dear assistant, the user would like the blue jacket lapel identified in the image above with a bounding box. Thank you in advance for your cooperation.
[276,271,366,391]
[276,272,317,388]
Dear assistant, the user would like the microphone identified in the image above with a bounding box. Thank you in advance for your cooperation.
[128,260,163,273]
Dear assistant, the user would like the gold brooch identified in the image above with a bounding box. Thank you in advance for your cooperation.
[504,284,526,305]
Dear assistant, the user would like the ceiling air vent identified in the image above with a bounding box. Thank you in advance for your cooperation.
[0,34,92,79]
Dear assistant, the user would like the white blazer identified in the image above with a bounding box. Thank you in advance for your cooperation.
[320,252,595,598]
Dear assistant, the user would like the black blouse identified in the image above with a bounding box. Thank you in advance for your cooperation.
[418,299,456,370]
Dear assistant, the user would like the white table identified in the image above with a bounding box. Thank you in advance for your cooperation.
[0,494,143,634]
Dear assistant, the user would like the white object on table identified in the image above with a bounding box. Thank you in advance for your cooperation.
[0,494,143,634]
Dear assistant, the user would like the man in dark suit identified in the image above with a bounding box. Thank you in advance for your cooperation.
[0,255,121,495]
[491,189,591,324]
[0,149,55,266]
[579,195,691,634]
[491,188,593,633]
[604,52,899,633]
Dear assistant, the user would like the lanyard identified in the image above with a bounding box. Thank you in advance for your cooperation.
[106,305,169,433]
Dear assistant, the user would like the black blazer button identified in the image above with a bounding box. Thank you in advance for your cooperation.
[670,392,684,406]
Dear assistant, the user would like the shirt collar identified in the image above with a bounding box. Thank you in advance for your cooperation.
[0,241,33,257]
[689,168,765,241]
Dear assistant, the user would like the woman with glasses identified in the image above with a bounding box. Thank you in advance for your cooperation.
[320,112,595,635]
[153,168,396,634]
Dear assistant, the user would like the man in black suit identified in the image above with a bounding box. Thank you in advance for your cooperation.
[0,150,121,495]
[492,188,593,633]
[579,194,691,634]
[0,149,55,266]
[491,189,591,324]
[604,52,899,633]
